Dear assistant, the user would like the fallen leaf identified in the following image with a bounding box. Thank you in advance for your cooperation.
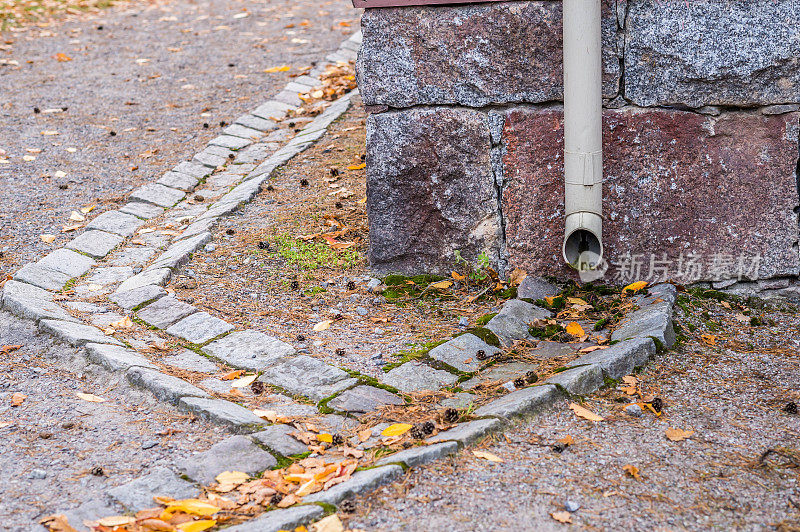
[317,433,333,443]
[139,518,176,531]
[1,345,22,354]
[22,155,35,161]
[54,170,66,178]
[97,516,137,526]
[568,402,603,422]
[701,334,717,346]
[665,427,694,442]
[76,392,106,403]
[451,271,467,281]
[578,345,607,353]
[381,423,413,437]
[622,464,641,480]
[358,428,372,442]
[109,316,134,329]
[623,281,648,293]
[429,280,453,290]
[10,392,26,407]
[40,234,56,243]
[176,520,216,532]
[551,511,572,524]
[164,499,219,517]
[311,514,344,532]
[229,374,257,388]
[347,163,366,171]
[54,53,72,62]
[221,370,244,381]
[79,204,95,214]
[41,130,59,136]
[556,435,574,446]
[39,514,79,532]
[313,320,333,332]
[620,375,638,395]
[565,322,585,337]
[276,493,301,508]
[264,65,291,73]
[343,446,364,458]
[734,313,750,323]
[508,268,527,286]
[472,450,504,463]
[214,470,249,492]
[69,211,85,222]
[252,409,290,423]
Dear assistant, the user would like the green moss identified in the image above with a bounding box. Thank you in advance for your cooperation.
[593,318,609,331]
[460,327,501,347]
[475,313,498,327]
[381,339,448,372]
[536,295,565,311]
[266,233,361,271]
[528,323,565,340]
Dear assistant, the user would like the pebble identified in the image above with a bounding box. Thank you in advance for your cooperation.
[29,469,47,479]
[565,500,581,512]
[356,306,369,316]
[367,278,381,291]
[142,440,158,450]
[458,317,469,327]
[370,353,383,360]
[374,328,384,335]
[625,404,643,417]
[132,266,143,274]
[204,244,216,252]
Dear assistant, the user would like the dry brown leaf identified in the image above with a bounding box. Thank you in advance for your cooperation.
[429,280,453,290]
[10,392,26,407]
[472,450,504,463]
[276,493,301,508]
[1,345,23,354]
[507,268,527,286]
[109,316,134,329]
[96,516,137,527]
[313,320,333,332]
[311,514,345,532]
[76,392,106,403]
[622,464,641,480]
[358,429,372,442]
[39,514,79,532]
[229,374,257,388]
[734,313,750,323]
[40,234,56,244]
[568,402,603,422]
[252,409,290,424]
[579,345,607,354]
[550,511,572,524]
[701,334,717,346]
[665,427,694,442]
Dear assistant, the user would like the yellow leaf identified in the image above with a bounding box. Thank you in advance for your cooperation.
[76,393,106,403]
[567,297,588,305]
[429,280,452,290]
[264,65,291,73]
[551,511,572,524]
[311,514,344,532]
[69,211,85,222]
[565,322,585,337]
[54,52,72,62]
[313,320,333,332]
[622,464,641,480]
[80,204,95,214]
[295,478,318,497]
[40,234,56,244]
[381,423,413,437]
[164,499,220,517]
[701,334,717,346]
[10,392,26,407]
[177,520,216,532]
[451,271,466,281]
[623,281,648,294]
[568,402,603,422]
[229,374,257,388]
[347,163,366,171]
[544,296,557,306]
[317,433,333,443]
[665,427,694,442]
[215,470,249,485]
[471,450,504,463]
[97,516,136,526]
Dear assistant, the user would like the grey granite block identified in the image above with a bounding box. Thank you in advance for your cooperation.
[129,183,186,208]
[202,330,295,371]
[382,362,458,393]
[611,304,675,348]
[177,435,276,484]
[473,384,561,419]
[461,361,540,390]
[174,161,213,179]
[545,365,604,396]
[149,232,211,270]
[157,171,200,192]
[304,465,404,505]
[87,266,135,286]
[39,320,123,347]
[209,135,252,151]
[234,114,279,132]
[37,249,96,278]
[165,311,234,345]
[252,424,309,456]
[567,338,656,380]
[126,367,209,404]
[13,263,71,291]
[86,210,144,237]
[136,296,197,329]
[425,418,504,446]
[120,202,165,220]
[65,230,124,259]
[252,100,294,120]
[109,285,167,310]
[85,343,157,371]
[193,149,228,168]
[163,349,219,373]
[223,123,265,140]
[107,467,196,512]
[1,280,77,323]
[221,505,323,532]
[427,334,500,373]
[517,276,559,301]
[178,397,267,432]
[327,385,404,414]
[114,268,171,294]
[486,299,551,346]
[258,355,357,402]
[375,441,459,467]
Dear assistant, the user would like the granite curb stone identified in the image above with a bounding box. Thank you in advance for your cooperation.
[303,465,404,505]
[126,367,209,404]
[202,330,295,371]
[178,397,268,432]
[427,334,501,373]
[13,263,71,291]
[39,320,123,347]
[85,210,145,237]
[129,184,186,208]
[165,311,234,345]
[222,506,324,532]
[85,343,158,371]
[136,296,197,329]
[545,364,604,396]
[473,384,562,420]
[567,337,656,380]
[177,435,276,484]
[375,441,459,467]
[115,268,172,294]
[37,248,96,278]
[65,230,124,259]
[425,418,504,446]
[108,285,167,310]
[253,424,309,456]
[107,467,197,512]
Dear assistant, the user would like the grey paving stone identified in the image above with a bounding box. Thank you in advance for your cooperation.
[517,276,560,301]
[292,74,321,86]
[37,248,96,278]
[567,338,656,380]
[327,385,403,414]
[108,467,197,512]
[163,349,219,373]
[304,465,404,505]
[177,219,215,241]
[1,280,77,323]
[165,311,233,345]
[65,230,124,259]
[136,296,197,329]
[110,266,162,296]
[258,355,357,402]
[174,160,213,179]
[179,397,266,432]
[439,392,476,410]
[87,266,135,286]
[88,311,124,328]
[255,395,319,418]
[252,100,294,120]
[129,183,186,208]
[177,435,275,484]
[119,201,165,220]
[545,364,604,396]
[157,171,200,192]
[63,301,106,313]
[425,418,504,446]
[427,334,500,373]
[149,232,212,270]
[209,134,252,151]
[85,210,144,237]
[382,362,458,393]
[39,319,123,347]
[222,505,323,532]
[647,283,678,307]
[108,247,158,268]
[222,123,264,140]
[112,280,169,307]
[126,367,209,404]
[611,304,676,348]
[234,113,279,132]
[193,149,228,168]
[531,340,587,359]
[13,262,71,291]
[318,414,360,434]
[252,424,309,456]
[202,330,295,371]
[376,441,459,467]
[473,384,561,419]
[461,361,540,390]
[57,499,120,531]
[85,343,157,371]
[486,299,551,346]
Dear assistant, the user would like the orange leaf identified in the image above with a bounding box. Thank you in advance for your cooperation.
[556,435,574,446]
[10,392,26,407]
[551,511,572,524]
[665,427,694,442]
[0,345,22,354]
[565,322,585,337]
[347,163,366,171]
[701,334,717,346]
[54,53,72,62]
[568,402,603,422]
[622,464,641,480]
[221,370,244,381]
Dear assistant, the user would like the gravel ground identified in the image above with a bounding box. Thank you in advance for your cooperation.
[344,294,800,530]
[0,0,357,274]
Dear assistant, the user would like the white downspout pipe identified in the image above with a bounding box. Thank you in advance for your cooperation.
[562,0,604,272]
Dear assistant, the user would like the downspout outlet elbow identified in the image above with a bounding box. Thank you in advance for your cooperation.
[563,212,603,272]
